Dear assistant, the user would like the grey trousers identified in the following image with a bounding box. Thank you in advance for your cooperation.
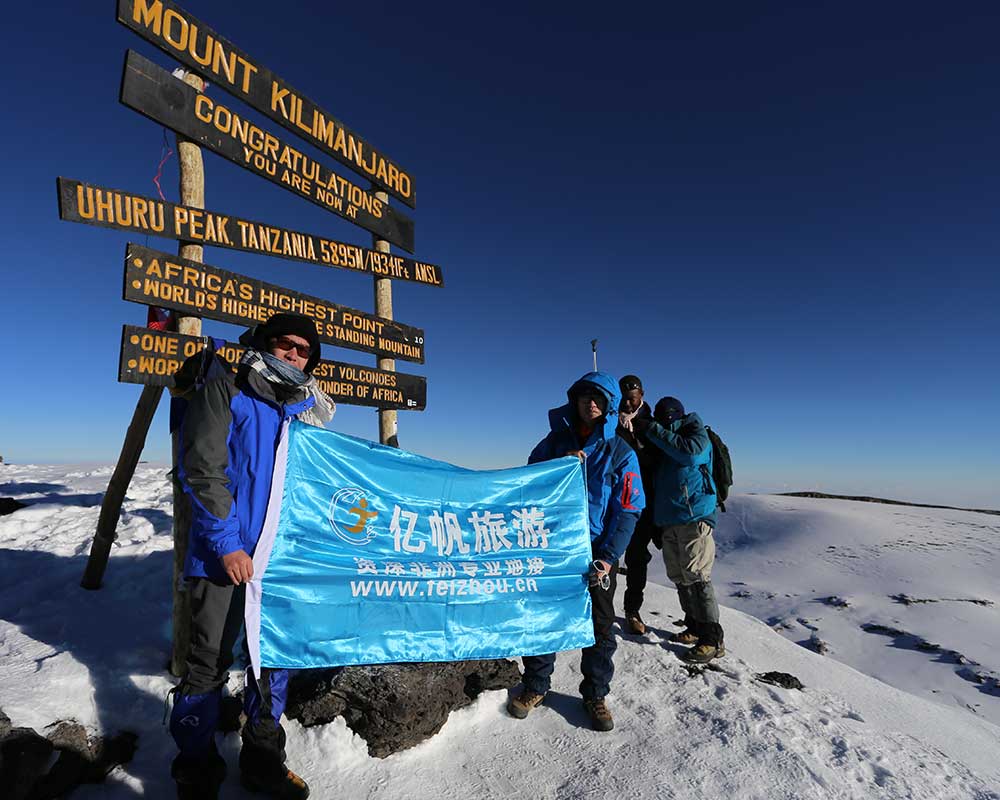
[660,521,723,646]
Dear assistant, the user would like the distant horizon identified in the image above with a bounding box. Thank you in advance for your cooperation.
[1,456,995,514]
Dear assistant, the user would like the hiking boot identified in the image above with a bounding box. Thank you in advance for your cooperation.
[679,643,725,664]
[240,767,310,799]
[582,698,614,732]
[671,628,699,645]
[625,611,646,635]
[507,689,546,719]
[171,747,226,800]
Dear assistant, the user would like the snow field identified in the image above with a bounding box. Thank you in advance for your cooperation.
[0,465,997,798]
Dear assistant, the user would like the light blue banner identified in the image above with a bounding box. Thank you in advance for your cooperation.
[246,421,594,671]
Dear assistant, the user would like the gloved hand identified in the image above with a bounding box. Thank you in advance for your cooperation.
[651,528,663,550]
[631,416,653,436]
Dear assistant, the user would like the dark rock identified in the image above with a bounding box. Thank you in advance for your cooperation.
[0,497,26,516]
[0,727,55,800]
[756,671,805,691]
[286,660,521,758]
[0,717,137,800]
[861,622,906,637]
[891,593,933,605]
[35,721,138,798]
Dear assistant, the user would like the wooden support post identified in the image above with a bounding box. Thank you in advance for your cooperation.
[81,73,207,598]
[372,188,398,446]
[170,72,206,678]
[80,385,163,589]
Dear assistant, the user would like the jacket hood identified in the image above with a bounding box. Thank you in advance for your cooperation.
[547,371,621,440]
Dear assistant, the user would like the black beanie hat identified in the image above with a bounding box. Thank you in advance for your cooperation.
[239,312,321,373]
[653,396,685,426]
[619,374,643,393]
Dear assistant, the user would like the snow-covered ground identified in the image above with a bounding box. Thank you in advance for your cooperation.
[680,494,1000,726]
[1,465,998,798]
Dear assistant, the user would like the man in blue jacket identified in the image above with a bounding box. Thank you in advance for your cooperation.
[170,313,333,800]
[507,372,644,731]
[634,396,724,664]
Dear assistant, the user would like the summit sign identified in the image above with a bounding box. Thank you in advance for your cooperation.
[117,0,416,207]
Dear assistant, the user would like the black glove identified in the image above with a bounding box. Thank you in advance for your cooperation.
[651,528,663,550]
[631,416,653,436]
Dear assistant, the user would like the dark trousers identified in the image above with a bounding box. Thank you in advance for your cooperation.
[623,510,657,614]
[169,578,290,779]
[522,565,618,701]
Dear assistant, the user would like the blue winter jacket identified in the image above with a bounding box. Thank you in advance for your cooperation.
[644,412,718,528]
[528,372,645,564]
[177,367,314,582]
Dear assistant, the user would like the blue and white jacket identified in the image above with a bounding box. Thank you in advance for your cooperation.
[177,367,314,582]
[529,372,645,564]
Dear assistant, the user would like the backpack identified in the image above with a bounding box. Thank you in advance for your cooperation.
[169,337,234,434]
[706,427,733,512]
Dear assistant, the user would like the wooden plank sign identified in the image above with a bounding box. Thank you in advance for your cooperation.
[120,51,415,252]
[119,326,426,410]
[117,0,416,208]
[57,178,444,287]
[123,244,425,363]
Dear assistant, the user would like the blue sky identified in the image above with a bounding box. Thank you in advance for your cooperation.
[2,1,998,507]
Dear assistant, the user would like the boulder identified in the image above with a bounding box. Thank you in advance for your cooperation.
[286,660,521,758]
[756,671,805,691]
[34,721,138,797]
[0,712,137,800]
[0,498,26,516]
[0,727,54,800]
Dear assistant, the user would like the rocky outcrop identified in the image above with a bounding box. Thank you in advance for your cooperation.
[0,712,137,800]
[0,498,26,516]
[285,660,521,758]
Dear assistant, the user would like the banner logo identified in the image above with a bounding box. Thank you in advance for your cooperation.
[328,487,380,545]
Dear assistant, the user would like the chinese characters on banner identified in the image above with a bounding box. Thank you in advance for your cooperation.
[246,422,596,673]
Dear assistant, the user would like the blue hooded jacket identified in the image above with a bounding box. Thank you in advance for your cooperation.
[644,411,718,528]
[528,372,645,564]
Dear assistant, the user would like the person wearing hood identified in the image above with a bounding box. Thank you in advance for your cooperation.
[615,374,661,636]
[507,372,645,731]
[632,396,724,664]
[169,312,333,800]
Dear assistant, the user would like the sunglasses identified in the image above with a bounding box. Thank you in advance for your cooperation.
[621,381,642,392]
[271,336,312,358]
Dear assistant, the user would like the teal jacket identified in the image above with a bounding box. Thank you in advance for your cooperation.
[644,412,718,528]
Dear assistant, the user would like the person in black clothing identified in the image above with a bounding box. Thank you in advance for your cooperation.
[616,375,661,635]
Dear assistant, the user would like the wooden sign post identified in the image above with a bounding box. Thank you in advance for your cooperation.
[170,70,206,676]
[372,188,398,446]
[68,2,443,680]
[80,71,207,598]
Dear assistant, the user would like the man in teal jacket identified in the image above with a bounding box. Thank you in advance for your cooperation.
[508,372,644,731]
[635,396,725,663]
